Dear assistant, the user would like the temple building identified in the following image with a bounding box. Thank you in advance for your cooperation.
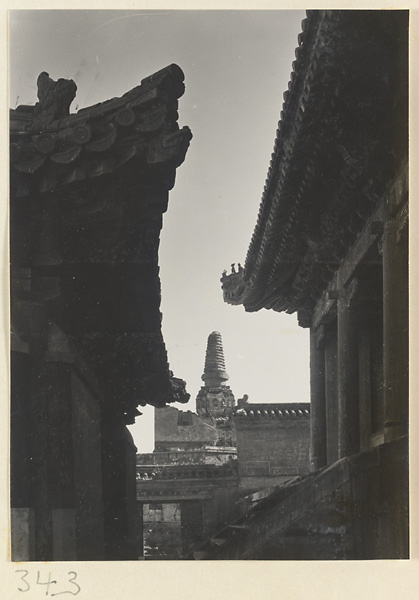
[216,10,409,559]
[136,331,310,558]
[10,65,192,560]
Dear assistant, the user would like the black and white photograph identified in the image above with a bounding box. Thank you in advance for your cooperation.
[8,7,409,569]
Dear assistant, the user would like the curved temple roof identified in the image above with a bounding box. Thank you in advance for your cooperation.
[221,10,408,325]
[10,65,193,419]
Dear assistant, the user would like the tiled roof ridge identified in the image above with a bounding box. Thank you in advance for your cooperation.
[243,11,324,279]
[10,63,186,134]
[223,11,355,313]
[221,10,329,308]
[10,64,192,197]
[244,12,346,311]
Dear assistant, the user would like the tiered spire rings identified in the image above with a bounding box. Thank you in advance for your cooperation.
[202,331,229,387]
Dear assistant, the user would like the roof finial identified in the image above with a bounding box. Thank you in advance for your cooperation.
[33,72,77,125]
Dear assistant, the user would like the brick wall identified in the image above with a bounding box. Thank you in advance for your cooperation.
[154,406,217,450]
[233,404,310,481]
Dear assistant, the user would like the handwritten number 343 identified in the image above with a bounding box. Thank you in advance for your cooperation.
[15,570,81,596]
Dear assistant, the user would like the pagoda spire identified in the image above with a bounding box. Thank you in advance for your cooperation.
[201,331,229,388]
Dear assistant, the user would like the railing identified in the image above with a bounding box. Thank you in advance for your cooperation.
[136,464,238,481]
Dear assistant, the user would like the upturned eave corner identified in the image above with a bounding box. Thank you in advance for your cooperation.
[220,268,247,307]
[10,64,192,198]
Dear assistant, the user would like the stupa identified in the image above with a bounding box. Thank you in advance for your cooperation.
[196,331,235,417]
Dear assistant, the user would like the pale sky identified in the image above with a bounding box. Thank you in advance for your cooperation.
[9,10,310,451]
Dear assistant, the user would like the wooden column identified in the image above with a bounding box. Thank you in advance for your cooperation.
[10,351,35,560]
[101,413,141,560]
[309,327,327,470]
[29,359,54,560]
[324,324,339,464]
[382,204,409,440]
[337,278,360,459]
[71,372,106,560]
[358,324,372,451]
